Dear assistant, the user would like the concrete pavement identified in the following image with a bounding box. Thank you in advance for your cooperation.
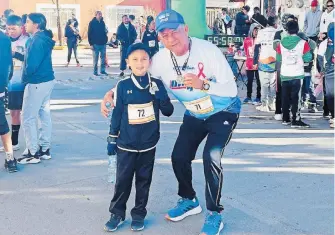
[0,66,334,235]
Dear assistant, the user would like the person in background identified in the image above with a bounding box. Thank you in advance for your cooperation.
[235,5,251,36]
[0,9,14,33]
[276,20,313,128]
[303,0,322,43]
[317,22,334,127]
[88,11,108,76]
[71,13,82,42]
[221,8,232,34]
[117,15,137,77]
[0,29,17,173]
[18,13,55,164]
[21,14,28,36]
[142,17,159,57]
[65,19,81,67]
[319,0,334,41]
[213,12,224,34]
[252,7,267,28]
[108,33,119,48]
[253,16,278,112]
[2,15,29,153]
[243,23,261,105]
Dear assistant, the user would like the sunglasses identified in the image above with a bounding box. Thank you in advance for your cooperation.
[327,5,334,7]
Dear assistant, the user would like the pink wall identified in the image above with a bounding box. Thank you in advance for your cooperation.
[0,0,10,16]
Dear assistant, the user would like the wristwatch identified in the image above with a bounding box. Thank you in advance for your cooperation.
[107,135,117,144]
[202,81,210,91]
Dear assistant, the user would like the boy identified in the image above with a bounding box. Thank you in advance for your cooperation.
[0,30,17,172]
[276,20,313,128]
[104,43,173,232]
[1,15,29,152]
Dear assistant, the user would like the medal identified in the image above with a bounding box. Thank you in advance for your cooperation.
[171,38,192,84]
[149,82,159,95]
[176,75,184,84]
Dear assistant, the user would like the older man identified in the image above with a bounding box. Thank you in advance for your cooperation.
[101,10,240,235]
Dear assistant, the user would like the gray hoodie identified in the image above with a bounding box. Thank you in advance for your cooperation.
[304,9,322,37]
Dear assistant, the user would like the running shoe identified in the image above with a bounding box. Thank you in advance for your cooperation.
[199,211,224,235]
[165,197,202,222]
[104,214,124,232]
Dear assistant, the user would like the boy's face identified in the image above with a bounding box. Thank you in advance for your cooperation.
[6,24,22,38]
[126,50,150,76]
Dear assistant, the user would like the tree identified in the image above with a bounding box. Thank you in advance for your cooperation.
[51,0,62,46]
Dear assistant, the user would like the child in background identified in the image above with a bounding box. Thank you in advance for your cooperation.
[141,17,159,57]
[276,20,312,128]
[104,43,173,232]
[243,23,261,105]
[109,33,119,48]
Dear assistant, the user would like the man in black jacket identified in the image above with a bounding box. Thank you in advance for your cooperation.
[117,15,137,77]
[0,31,17,172]
[88,11,108,76]
[235,5,251,36]
[252,7,267,28]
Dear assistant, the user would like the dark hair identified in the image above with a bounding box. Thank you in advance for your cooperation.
[267,16,277,27]
[286,20,299,34]
[113,33,116,35]
[44,29,53,38]
[222,8,228,12]
[28,13,47,30]
[6,15,22,26]
[327,0,334,4]
[254,7,260,12]
[294,16,298,21]
[122,15,128,19]
[287,14,295,20]
[22,14,27,24]
[4,9,13,18]
[147,15,154,22]
[146,17,154,31]
[67,19,74,26]
[129,15,135,21]
[243,5,250,12]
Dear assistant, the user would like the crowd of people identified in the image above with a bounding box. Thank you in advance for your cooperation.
[0,4,333,235]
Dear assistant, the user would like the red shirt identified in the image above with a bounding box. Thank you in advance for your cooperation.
[243,37,257,70]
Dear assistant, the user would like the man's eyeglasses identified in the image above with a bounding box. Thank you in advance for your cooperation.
[327,5,334,7]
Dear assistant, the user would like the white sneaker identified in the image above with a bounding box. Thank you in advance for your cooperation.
[274,114,282,121]
[256,105,270,112]
[0,144,20,152]
[329,118,334,124]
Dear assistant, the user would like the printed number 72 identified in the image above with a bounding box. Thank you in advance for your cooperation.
[138,109,145,117]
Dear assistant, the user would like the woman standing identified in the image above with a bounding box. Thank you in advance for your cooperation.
[65,19,81,67]
[141,17,159,57]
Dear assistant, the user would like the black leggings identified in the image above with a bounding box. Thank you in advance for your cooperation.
[67,41,79,63]
[246,70,261,99]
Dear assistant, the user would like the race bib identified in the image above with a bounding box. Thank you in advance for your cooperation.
[286,50,298,65]
[183,96,214,115]
[128,102,155,125]
[148,40,156,47]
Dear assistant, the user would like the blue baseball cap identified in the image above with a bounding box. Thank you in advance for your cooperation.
[155,10,185,32]
[126,43,151,59]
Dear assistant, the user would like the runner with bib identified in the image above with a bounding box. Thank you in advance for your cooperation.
[101,10,241,235]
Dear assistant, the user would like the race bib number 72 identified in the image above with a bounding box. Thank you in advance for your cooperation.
[128,102,156,125]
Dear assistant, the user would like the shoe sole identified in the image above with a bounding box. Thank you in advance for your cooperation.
[104,220,124,232]
[291,125,310,128]
[282,123,291,126]
[199,222,224,235]
[18,158,41,165]
[40,155,52,160]
[6,167,18,173]
[165,205,202,222]
[130,225,145,231]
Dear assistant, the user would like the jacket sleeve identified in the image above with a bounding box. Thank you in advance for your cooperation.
[273,31,281,50]
[24,38,45,78]
[13,52,24,61]
[206,44,237,97]
[156,81,174,117]
[302,41,312,63]
[116,25,123,44]
[317,54,325,72]
[87,21,93,45]
[303,13,308,33]
[276,43,282,63]
[109,82,124,136]
[0,36,12,92]
[253,44,261,65]
[131,25,138,43]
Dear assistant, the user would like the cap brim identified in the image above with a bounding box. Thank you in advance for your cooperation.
[156,22,181,32]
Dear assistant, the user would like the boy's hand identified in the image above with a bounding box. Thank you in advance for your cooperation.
[107,136,117,156]
[101,90,114,118]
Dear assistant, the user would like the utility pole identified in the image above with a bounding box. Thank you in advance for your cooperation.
[55,0,62,46]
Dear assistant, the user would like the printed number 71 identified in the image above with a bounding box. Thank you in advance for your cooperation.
[194,104,201,110]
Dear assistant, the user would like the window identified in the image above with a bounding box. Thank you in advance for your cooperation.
[36,4,80,33]
[105,5,144,34]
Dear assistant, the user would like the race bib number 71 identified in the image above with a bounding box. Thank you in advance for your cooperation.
[183,96,214,115]
[128,102,156,125]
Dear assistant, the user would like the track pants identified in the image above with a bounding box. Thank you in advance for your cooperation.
[281,79,303,122]
[259,71,276,108]
[246,70,261,99]
[171,111,239,213]
[109,148,155,221]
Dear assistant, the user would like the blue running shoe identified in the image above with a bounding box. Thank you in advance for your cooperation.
[165,197,202,222]
[200,211,224,235]
[243,97,252,104]
[252,98,261,105]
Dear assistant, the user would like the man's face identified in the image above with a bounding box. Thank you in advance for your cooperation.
[327,2,334,12]
[25,17,35,34]
[158,26,189,55]
[222,10,226,15]
[126,50,150,76]
[96,12,102,21]
[6,24,22,38]
[311,6,317,12]
[122,16,129,24]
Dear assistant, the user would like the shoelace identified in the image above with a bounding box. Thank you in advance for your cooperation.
[205,213,220,227]
[175,198,190,209]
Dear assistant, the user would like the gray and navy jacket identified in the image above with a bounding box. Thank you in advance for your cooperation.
[109,73,174,152]
[0,31,12,94]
